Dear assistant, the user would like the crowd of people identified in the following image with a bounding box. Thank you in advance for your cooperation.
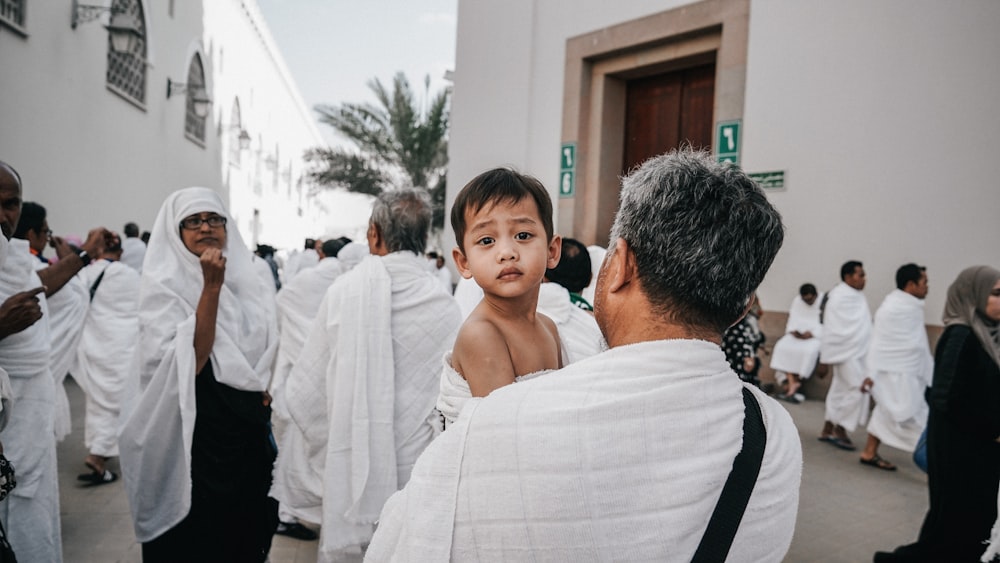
[0,150,995,562]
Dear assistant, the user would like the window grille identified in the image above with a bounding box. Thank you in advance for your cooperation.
[0,0,24,28]
[184,54,207,142]
[105,0,147,104]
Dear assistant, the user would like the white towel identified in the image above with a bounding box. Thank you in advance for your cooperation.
[368,339,802,562]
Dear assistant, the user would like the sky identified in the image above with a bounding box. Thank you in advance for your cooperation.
[254,0,458,241]
[255,0,458,148]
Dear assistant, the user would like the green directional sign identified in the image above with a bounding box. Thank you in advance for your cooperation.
[748,170,786,190]
[559,170,575,197]
[716,120,741,164]
[560,142,576,198]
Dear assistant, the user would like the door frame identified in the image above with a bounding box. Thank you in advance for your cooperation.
[559,0,750,245]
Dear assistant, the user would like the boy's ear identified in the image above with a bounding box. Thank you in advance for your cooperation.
[452,246,474,279]
[546,234,562,269]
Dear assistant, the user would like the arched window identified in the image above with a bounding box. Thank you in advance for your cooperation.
[229,98,242,165]
[184,53,208,142]
[105,0,147,105]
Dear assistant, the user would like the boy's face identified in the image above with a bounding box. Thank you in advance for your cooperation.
[453,197,560,300]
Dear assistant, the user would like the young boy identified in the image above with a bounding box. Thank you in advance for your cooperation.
[437,168,563,425]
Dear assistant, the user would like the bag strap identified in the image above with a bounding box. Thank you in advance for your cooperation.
[691,386,767,563]
[88,269,107,302]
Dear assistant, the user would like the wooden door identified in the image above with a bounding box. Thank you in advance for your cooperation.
[622,63,715,175]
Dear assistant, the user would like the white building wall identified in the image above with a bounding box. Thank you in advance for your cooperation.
[448,0,1000,323]
[0,0,326,253]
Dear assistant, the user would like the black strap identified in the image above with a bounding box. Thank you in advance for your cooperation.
[691,387,767,563]
[88,269,107,302]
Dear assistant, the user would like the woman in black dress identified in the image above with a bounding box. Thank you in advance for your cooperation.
[119,187,279,562]
[875,265,1000,562]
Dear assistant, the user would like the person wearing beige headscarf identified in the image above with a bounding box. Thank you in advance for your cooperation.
[875,265,1000,563]
[118,187,279,562]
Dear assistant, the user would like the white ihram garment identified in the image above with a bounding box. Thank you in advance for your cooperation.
[770,293,824,383]
[275,252,460,562]
[118,187,276,542]
[865,289,933,452]
[0,239,62,563]
[536,282,605,364]
[120,236,146,273]
[368,339,802,562]
[76,260,139,457]
[32,259,89,441]
[272,257,343,418]
[820,282,872,431]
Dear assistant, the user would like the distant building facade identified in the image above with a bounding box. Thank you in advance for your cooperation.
[0,0,327,251]
[446,0,1000,322]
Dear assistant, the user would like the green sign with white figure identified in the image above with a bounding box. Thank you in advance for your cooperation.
[560,142,576,197]
[716,120,740,164]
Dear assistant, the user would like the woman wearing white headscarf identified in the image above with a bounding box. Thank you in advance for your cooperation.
[119,187,279,562]
[875,265,1000,563]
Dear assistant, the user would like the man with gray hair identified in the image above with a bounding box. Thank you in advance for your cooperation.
[275,189,461,561]
[367,150,802,562]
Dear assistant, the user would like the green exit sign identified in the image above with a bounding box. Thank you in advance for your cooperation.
[716,120,740,164]
[560,142,576,197]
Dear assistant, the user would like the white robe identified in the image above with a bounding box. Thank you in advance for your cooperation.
[76,260,139,457]
[0,239,62,563]
[275,252,461,561]
[285,248,320,282]
[536,282,605,364]
[865,289,933,452]
[32,259,89,441]
[118,187,277,542]
[0,235,11,431]
[120,236,146,273]
[272,257,343,418]
[770,293,824,383]
[580,244,606,307]
[452,276,483,320]
[368,339,802,562]
[820,282,872,430]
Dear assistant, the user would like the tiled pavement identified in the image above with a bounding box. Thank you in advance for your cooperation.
[57,379,927,562]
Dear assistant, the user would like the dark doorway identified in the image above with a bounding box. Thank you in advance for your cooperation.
[622,63,715,175]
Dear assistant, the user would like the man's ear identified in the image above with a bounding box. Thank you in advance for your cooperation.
[546,234,562,269]
[452,246,474,279]
[604,237,636,294]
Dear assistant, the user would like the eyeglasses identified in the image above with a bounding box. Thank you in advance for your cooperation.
[179,215,227,230]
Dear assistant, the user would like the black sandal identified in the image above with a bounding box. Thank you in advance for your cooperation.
[859,454,897,471]
[77,469,119,486]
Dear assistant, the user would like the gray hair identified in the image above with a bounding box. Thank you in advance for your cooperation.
[609,149,784,333]
[370,188,432,254]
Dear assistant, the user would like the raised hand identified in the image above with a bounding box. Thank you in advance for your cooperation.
[0,286,45,339]
[200,248,226,290]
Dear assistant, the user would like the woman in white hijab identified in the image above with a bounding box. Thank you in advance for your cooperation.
[875,265,1000,563]
[119,187,279,562]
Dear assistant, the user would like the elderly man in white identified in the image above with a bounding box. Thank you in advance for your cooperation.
[367,149,802,563]
[817,260,873,451]
[857,263,933,471]
[0,160,111,563]
[276,189,461,562]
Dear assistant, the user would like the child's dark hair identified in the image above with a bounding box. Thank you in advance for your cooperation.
[451,168,554,253]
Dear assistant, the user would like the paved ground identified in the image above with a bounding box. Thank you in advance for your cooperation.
[56,379,928,562]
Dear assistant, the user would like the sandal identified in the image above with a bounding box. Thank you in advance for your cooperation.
[77,469,119,486]
[859,454,897,471]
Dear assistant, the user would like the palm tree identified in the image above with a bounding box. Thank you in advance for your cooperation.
[306,72,449,229]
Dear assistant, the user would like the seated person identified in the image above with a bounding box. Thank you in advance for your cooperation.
[770,284,823,402]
